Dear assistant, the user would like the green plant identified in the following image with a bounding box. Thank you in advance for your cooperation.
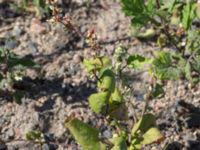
[13,0,51,18]
[121,0,200,83]
[26,130,44,142]
[62,0,200,149]
[0,47,36,104]
[64,38,164,149]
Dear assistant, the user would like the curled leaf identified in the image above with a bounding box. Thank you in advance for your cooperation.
[98,69,115,92]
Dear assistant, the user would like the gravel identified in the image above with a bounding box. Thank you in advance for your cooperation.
[0,0,200,149]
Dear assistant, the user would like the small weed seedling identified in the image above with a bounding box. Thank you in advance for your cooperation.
[13,0,51,18]
[121,0,200,83]
[66,54,164,150]
[0,47,36,104]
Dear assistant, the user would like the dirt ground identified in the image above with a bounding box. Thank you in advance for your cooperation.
[0,0,200,150]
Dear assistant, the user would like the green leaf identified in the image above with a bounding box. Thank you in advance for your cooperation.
[196,3,200,18]
[121,0,145,16]
[161,0,176,11]
[152,83,165,98]
[109,88,128,120]
[13,90,25,104]
[26,130,42,141]
[193,55,200,73]
[151,52,182,80]
[65,119,107,150]
[83,59,98,73]
[34,0,46,8]
[0,73,3,82]
[181,2,196,30]
[98,69,115,92]
[84,57,111,73]
[110,88,123,103]
[127,55,151,69]
[109,103,128,121]
[121,0,155,28]
[141,127,164,145]
[186,30,200,53]
[130,114,164,149]
[131,14,151,29]
[171,14,180,25]
[17,58,36,67]
[33,0,50,17]
[114,45,128,61]
[136,28,156,39]
[157,34,167,47]
[110,136,127,150]
[101,57,112,68]
[147,0,156,12]
[8,56,36,69]
[185,62,192,81]
[177,56,187,72]
[131,114,156,136]
[88,92,110,114]
[129,143,141,150]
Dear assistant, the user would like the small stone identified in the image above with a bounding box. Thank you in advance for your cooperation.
[73,0,85,5]
[0,117,7,126]
[41,143,57,150]
[45,143,58,150]
[105,45,115,54]
[151,146,157,150]
[42,144,50,150]
[42,143,58,150]
[102,130,112,138]
[7,128,15,139]
[12,25,23,37]
[44,133,55,142]
[0,144,7,150]
[73,53,82,64]
[30,19,46,34]
[5,39,18,49]
[28,42,38,54]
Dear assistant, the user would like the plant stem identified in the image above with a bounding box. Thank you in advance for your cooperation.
[154,1,182,52]
[162,26,182,52]
[156,0,160,9]
[92,70,101,83]
[100,137,113,148]
[142,79,154,116]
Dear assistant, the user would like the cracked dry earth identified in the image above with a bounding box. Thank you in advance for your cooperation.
[0,0,200,150]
